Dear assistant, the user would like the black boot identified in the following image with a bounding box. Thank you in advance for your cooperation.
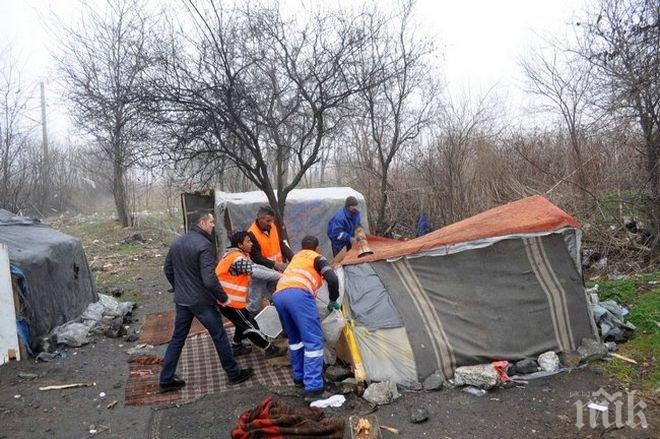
[264,344,287,359]
[159,377,186,393]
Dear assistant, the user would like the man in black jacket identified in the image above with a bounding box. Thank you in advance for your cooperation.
[160,210,253,392]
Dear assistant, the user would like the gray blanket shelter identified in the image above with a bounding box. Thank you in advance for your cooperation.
[336,196,598,384]
[215,187,369,258]
[0,210,97,348]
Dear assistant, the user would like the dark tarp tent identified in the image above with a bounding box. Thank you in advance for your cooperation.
[334,196,598,384]
[0,210,97,349]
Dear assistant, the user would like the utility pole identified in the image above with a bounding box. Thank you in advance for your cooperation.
[40,82,50,209]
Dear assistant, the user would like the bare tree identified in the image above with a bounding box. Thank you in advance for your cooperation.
[355,1,437,234]
[0,48,37,212]
[151,1,380,229]
[576,0,659,253]
[521,46,594,200]
[56,0,155,227]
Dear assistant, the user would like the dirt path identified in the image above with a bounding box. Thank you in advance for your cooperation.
[0,216,657,438]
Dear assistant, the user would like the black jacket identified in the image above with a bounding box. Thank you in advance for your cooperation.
[164,226,227,306]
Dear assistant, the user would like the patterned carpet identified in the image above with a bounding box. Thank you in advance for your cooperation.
[125,330,293,406]
[137,310,211,346]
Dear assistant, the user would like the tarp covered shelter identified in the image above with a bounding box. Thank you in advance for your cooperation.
[333,196,598,384]
[214,187,369,257]
[0,210,97,349]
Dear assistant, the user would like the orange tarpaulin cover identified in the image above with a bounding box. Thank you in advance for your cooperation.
[341,195,578,266]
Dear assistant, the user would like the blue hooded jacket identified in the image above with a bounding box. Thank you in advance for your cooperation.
[327,207,362,255]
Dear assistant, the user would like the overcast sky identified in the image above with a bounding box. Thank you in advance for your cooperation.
[0,0,588,145]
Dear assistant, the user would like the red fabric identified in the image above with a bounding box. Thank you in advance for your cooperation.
[231,396,344,439]
[492,360,512,384]
[342,196,578,265]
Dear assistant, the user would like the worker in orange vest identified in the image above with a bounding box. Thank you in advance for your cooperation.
[246,206,294,314]
[272,235,340,400]
[215,231,287,359]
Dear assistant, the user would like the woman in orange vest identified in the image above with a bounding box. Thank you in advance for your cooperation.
[272,235,340,400]
[247,206,294,314]
[216,231,287,359]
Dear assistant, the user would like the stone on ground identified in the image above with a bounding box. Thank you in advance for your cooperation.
[514,358,539,375]
[422,371,444,391]
[577,338,608,362]
[537,351,560,372]
[410,407,429,424]
[362,381,400,406]
[453,364,498,389]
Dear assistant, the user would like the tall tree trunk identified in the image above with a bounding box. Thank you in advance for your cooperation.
[376,168,389,235]
[644,128,659,255]
[113,159,130,227]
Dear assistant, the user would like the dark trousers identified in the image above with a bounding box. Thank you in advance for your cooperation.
[219,306,270,349]
[160,303,239,384]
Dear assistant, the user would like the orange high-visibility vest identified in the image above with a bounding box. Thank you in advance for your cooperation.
[248,222,283,263]
[275,250,323,296]
[215,250,250,308]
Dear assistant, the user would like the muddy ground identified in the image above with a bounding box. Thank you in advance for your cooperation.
[0,215,657,438]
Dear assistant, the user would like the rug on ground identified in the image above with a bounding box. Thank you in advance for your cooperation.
[125,329,293,406]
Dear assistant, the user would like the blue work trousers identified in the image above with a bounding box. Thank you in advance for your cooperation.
[273,288,324,392]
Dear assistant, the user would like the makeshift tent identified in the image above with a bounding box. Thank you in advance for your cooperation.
[214,188,369,257]
[332,196,598,385]
[0,210,97,349]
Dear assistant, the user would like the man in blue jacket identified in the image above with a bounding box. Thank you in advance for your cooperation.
[160,209,253,392]
[327,196,362,256]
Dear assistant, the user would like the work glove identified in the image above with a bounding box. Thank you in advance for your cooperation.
[327,301,341,312]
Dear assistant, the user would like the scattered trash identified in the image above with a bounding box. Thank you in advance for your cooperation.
[605,341,618,351]
[422,370,444,391]
[106,400,118,410]
[577,338,609,362]
[610,352,637,364]
[36,351,64,362]
[99,392,106,398]
[51,322,90,347]
[491,360,513,383]
[17,372,38,380]
[607,273,628,281]
[380,425,400,435]
[587,403,608,412]
[39,382,95,391]
[362,381,400,406]
[336,377,358,395]
[409,407,429,423]
[309,394,346,408]
[349,414,380,439]
[125,333,139,343]
[126,344,154,356]
[89,429,97,435]
[537,351,560,372]
[453,364,498,389]
[98,294,134,317]
[514,358,539,374]
[462,386,488,397]
[321,310,346,345]
[14,394,21,399]
[325,365,353,383]
[90,259,105,272]
[589,295,636,342]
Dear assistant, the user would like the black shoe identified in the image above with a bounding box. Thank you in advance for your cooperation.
[159,377,186,393]
[232,343,252,356]
[293,379,304,388]
[264,345,287,359]
[303,388,329,402]
[228,368,254,384]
